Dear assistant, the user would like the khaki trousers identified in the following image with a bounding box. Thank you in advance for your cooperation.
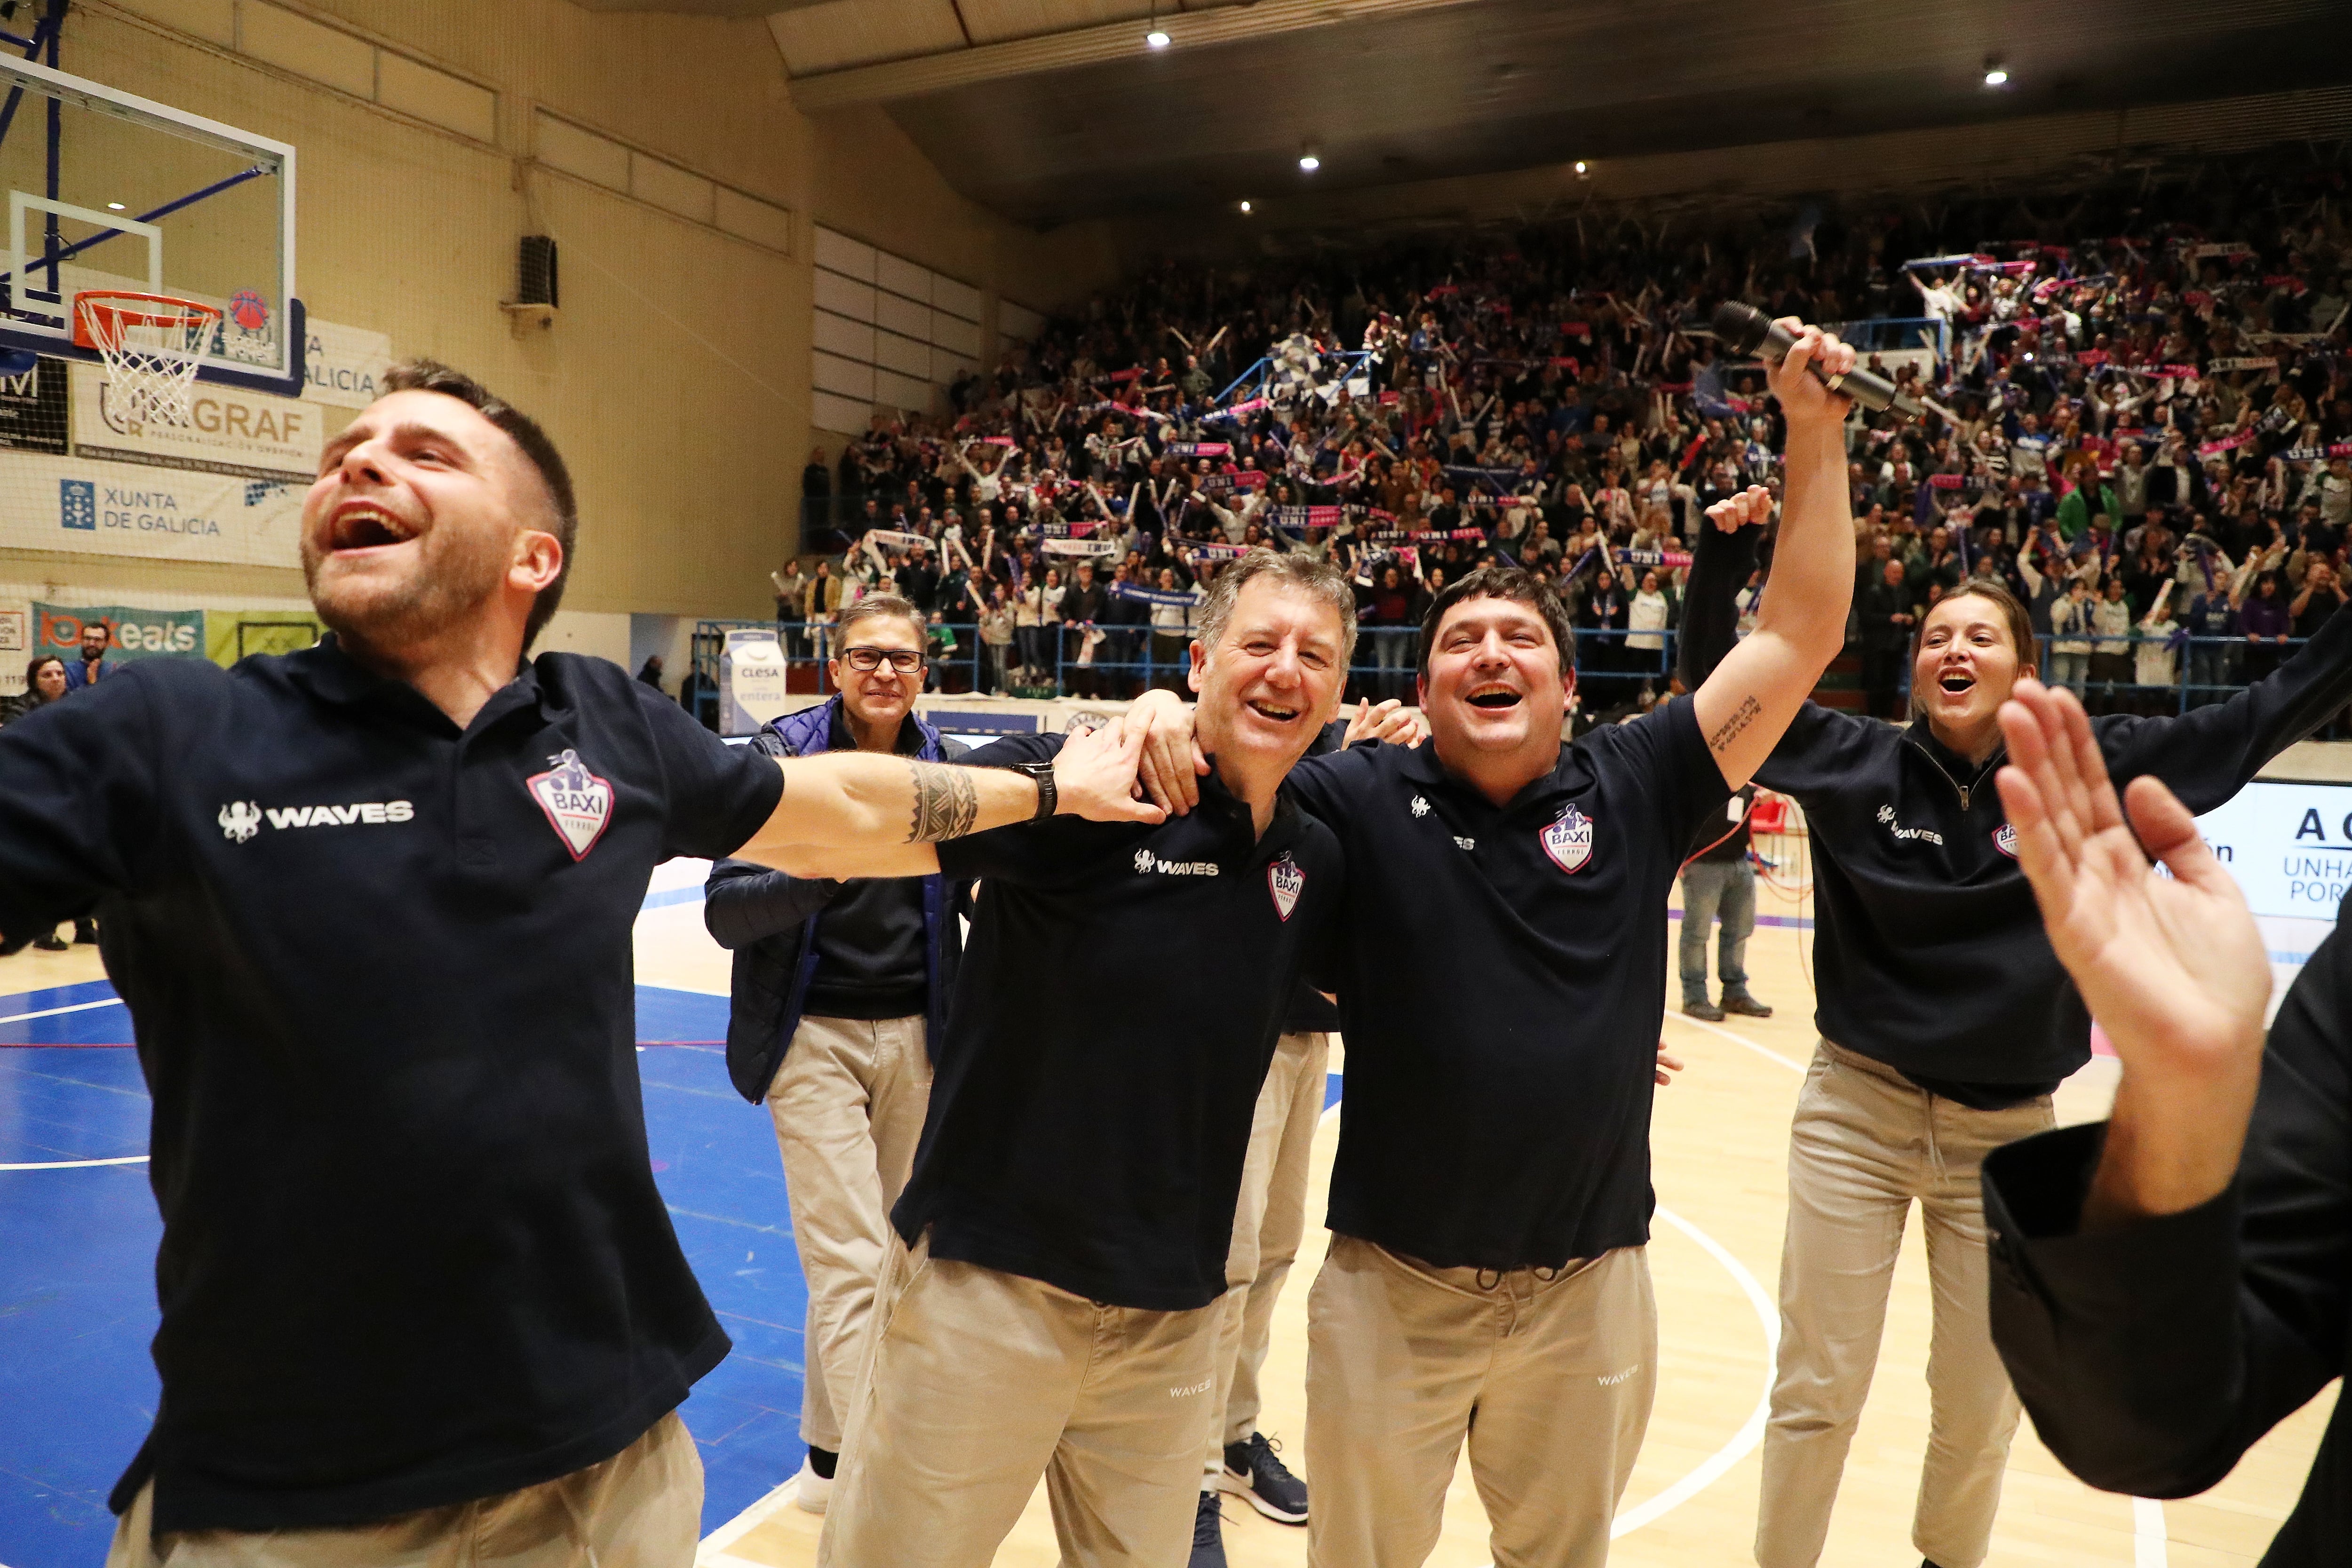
[768,1013,933,1452]
[106,1411,701,1568]
[820,1232,1227,1568]
[1205,1028,1331,1478]
[1756,1039,2057,1568]
[1305,1236,1656,1568]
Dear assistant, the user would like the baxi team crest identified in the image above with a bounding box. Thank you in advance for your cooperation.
[1267,853,1305,921]
[526,748,614,860]
[1541,803,1595,874]
[1992,822,2019,859]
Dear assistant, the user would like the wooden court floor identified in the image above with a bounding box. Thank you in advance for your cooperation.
[670,861,2333,1568]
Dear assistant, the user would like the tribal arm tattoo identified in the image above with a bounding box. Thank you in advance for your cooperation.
[906,760,980,843]
[1707,694,1764,754]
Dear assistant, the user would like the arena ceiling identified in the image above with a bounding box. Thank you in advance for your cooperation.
[576,0,2352,227]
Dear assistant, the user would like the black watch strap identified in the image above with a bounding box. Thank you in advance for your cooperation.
[1013,759,1057,822]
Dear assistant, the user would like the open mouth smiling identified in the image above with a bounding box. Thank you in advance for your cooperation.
[329,503,416,551]
[1466,683,1523,710]
[1245,699,1302,724]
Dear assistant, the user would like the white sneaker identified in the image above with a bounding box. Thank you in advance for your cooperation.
[795,1457,833,1514]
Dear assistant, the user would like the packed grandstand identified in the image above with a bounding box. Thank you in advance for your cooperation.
[763,149,2352,725]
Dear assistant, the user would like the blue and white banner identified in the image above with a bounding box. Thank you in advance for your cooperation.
[0,450,302,566]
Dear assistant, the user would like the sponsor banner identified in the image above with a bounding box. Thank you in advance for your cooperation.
[1108,581,1202,607]
[0,452,303,566]
[0,354,68,453]
[33,601,205,664]
[300,318,393,409]
[2196,780,2352,920]
[69,363,323,480]
[205,612,324,665]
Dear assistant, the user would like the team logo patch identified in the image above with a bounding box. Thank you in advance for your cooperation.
[1267,853,1305,921]
[526,748,614,861]
[1410,795,1430,818]
[1541,804,1595,874]
[218,801,261,843]
[1992,822,2019,859]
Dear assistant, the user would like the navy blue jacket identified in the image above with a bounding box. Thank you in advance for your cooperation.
[704,697,969,1103]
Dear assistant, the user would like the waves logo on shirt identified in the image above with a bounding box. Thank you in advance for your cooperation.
[1540,804,1595,874]
[526,749,613,861]
[1992,822,2019,859]
[1267,853,1305,921]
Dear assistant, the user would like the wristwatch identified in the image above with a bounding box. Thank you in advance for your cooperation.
[1009,759,1057,822]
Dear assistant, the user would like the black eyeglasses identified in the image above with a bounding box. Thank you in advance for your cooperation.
[842,646,925,674]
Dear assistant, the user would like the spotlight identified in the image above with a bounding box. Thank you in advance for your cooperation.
[1573,160,1589,176]
[1298,143,1321,173]
[1145,27,1169,47]
[1239,199,1253,214]
[1983,58,2009,87]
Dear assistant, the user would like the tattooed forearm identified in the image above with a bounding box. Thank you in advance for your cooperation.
[906,761,980,843]
[1708,694,1764,752]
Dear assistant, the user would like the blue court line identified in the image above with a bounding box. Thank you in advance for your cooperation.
[640,886,708,912]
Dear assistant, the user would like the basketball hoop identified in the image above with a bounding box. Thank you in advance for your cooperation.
[72,291,222,425]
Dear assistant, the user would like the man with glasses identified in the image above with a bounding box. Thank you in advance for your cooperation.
[703,594,963,1512]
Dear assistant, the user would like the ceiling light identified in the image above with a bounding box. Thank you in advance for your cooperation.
[1145,27,1169,47]
[1983,58,2009,86]
[106,201,126,211]
[1239,199,1253,214]
[1298,143,1321,173]
[1573,161,1588,176]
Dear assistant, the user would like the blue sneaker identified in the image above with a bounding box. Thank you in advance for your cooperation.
[1189,1490,1226,1568]
[1220,1431,1308,1524]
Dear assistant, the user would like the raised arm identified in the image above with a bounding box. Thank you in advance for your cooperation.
[733,720,1160,879]
[1691,321,1858,788]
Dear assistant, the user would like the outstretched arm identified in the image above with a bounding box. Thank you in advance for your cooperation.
[1691,321,1858,788]
[734,721,1162,879]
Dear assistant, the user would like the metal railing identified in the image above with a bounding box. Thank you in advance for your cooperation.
[684,621,2315,731]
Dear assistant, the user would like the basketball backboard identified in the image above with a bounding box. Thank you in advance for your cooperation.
[0,54,300,397]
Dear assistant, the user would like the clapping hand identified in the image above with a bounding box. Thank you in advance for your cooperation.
[1344,697,1425,748]
[1994,678,2269,1226]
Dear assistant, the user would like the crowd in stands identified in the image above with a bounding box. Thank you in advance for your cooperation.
[781,146,2352,722]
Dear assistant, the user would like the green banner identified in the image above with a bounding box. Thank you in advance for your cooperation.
[33,601,206,664]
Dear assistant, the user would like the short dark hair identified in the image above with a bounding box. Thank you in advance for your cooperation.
[382,359,578,648]
[1418,564,1575,679]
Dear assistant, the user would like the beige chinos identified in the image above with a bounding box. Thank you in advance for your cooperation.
[767,1013,933,1453]
[1755,1039,2057,1568]
[1305,1236,1656,1568]
[1206,1027,1331,1480]
[107,1411,701,1568]
[819,1232,1227,1568]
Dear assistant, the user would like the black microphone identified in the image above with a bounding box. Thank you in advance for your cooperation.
[1712,301,1924,421]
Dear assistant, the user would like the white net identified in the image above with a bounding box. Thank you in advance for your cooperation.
[72,291,222,429]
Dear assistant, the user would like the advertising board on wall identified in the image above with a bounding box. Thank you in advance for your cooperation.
[68,363,324,481]
[2195,779,2352,1019]
[302,319,394,409]
[0,450,304,568]
[32,601,206,664]
[0,354,68,454]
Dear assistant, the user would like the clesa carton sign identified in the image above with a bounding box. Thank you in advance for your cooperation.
[33,601,205,665]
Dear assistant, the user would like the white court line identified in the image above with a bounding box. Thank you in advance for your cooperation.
[2134,1495,2169,1566]
[1612,1204,1778,1537]
[0,997,123,1026]
[0,1154,146,1170]
[696,1477,801,1563]
[1661,1008,1808,1074]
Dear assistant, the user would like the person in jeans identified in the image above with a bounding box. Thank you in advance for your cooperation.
[2047,576,2093,690]
[704,594,969,1516]
[1678,782,1769,1021]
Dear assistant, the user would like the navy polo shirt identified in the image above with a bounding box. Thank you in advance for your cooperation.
[0,639,782,1534]
[901,733,1343,1311]
[1287,698,1728,1271]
